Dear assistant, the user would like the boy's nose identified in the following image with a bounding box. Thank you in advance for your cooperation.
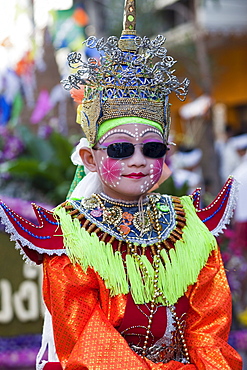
[127,145,147,166]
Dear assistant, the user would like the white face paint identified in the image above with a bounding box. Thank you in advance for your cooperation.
[93,123,166,201]
[99,125,163,144]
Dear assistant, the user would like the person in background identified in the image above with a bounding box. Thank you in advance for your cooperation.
[169,146,203,195]
[220,131,247,183]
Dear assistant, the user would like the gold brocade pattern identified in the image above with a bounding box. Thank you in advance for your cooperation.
[97,98,165,127]
[185,251,242,369]
[43,249,242,369]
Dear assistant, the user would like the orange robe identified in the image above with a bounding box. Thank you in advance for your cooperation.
[43,247,242,370]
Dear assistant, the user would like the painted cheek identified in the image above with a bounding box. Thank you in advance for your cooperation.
[150,159,163,184]
[100,157,123,188]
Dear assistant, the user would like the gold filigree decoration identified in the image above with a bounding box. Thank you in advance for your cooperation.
[103,206,123,226]
[77,94,101,145]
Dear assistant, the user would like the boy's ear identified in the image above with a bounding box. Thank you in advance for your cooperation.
[79,147,97,172]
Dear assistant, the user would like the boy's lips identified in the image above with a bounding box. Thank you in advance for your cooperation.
[123,172,147,179]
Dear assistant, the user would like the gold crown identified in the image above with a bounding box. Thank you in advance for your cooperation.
[62,0,189,145]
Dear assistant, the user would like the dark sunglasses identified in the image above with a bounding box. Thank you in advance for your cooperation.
[94,142,168,159]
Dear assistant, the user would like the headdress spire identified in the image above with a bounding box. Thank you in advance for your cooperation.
[119,0,137,51]
[123,0,136,33]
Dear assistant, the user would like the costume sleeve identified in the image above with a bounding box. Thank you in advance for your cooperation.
[183,248,242,370]
[43,255,149,370]
[143,248,242,370]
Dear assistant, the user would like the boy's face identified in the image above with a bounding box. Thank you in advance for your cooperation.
[92,123,166,201]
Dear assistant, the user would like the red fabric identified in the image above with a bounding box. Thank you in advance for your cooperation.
[192,177,234,232]
[43,363,63,370]
[117,293,189,347]
[0,201,65,263]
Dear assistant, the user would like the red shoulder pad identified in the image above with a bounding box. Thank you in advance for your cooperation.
[0,201,65,264]
[192,176,238,236]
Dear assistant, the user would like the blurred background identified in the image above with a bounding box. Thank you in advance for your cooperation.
[0,0,247,368]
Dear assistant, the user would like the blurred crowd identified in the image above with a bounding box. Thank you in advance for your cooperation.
[165,130,247,355]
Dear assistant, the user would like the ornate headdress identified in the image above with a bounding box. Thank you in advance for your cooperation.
[62,0,189,146]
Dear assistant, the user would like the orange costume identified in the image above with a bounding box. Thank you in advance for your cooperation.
[43,248,241,369]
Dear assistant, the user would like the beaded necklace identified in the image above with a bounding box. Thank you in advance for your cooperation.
[96,192,149,207]
[76,192,177,246]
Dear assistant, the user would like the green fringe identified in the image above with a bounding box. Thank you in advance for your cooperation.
[114,251,129,294]
[126,254,146,303]
[55,195,216,306]
[156,255,168,305]
[140,254,154,301]
[54,206,129,296]
[160,196,217,304]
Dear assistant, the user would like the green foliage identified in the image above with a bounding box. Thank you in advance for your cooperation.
[155,176,189,197]
[2,126,76,204]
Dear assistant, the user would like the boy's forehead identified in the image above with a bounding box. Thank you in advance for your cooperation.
[98,123,163,143]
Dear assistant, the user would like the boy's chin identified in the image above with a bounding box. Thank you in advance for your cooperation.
[102,185,155,202]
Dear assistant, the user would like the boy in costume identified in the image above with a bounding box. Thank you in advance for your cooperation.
[0,1,242,368]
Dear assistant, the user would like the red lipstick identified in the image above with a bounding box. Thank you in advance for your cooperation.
[123,172,147,179]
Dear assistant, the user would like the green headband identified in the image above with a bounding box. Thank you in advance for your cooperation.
[96,117,164,143]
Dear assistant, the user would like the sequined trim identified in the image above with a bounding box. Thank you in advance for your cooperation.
[203,177,238,236]
[0,204,66,263]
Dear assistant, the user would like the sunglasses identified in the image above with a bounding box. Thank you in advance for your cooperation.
[94,142,168,159]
